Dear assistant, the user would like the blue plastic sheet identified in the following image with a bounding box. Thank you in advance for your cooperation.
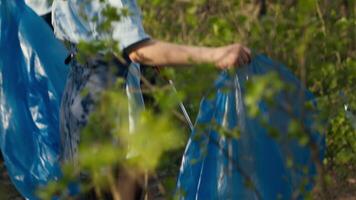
[0,0,69,199]
[177,55,325,199]
[0,1,325,199]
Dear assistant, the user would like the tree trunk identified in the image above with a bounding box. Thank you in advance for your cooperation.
[256,0,267,17]
[341,0,349,17]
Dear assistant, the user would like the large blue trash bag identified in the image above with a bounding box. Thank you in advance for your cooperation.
[0,0,69,199]
[177,54,325,200]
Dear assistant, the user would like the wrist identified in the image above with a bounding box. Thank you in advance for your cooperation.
[200,47,220,65]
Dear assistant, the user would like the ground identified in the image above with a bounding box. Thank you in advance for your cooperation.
[0,155,355,200]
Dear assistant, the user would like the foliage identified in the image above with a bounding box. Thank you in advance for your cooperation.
[140,0,356,168]
[139,0,355,197]
[38,0,355,199]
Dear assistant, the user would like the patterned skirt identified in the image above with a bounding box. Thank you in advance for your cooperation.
[59,56,128,162]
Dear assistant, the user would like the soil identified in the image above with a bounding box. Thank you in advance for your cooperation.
[0,155,355,200]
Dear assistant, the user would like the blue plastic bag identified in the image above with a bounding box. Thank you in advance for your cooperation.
[177,55,325,199]
[0,1,69,199]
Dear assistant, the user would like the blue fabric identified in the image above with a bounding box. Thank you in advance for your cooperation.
[0,0,69,199]
[177,55,325,200]
[0,1,146,199]
[25,0,150,50]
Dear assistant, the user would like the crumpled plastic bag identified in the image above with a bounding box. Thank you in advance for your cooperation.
[177,54,325,200]
[0,1,68,199]
[0,1,147,199]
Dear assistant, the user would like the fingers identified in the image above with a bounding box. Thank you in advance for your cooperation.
[237,47,251,67]
[243,47,252,63]
[243,46,251,56]
[214,44,252,69]
[240,50,249,66]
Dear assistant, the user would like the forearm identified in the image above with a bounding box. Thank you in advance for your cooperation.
[128,40,218,67]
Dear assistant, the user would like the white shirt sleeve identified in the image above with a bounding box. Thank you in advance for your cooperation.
[110,0,150,50]
[51,0,150,51]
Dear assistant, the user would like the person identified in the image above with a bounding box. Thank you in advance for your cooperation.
[1,1,324,199]
[23,0,250,199]
[25,0,251,162]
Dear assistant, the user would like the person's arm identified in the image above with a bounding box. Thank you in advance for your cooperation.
[128,40,251,69]
[107,0,251,69]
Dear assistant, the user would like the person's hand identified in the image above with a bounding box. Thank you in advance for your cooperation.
[213,44,251,69]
